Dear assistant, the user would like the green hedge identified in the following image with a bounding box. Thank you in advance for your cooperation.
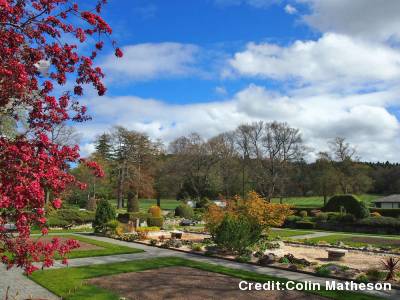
[175,204,194,218]
[47,209,95,228]
[117,212,151,223]
[323,194,369,219]
[295,220,316,229]
[147,217,163,227]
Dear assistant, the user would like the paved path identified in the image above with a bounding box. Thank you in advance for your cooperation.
[2,233,400,300]
[0,264,58,300]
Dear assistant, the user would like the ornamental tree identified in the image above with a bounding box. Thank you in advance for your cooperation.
[0,0,121,274]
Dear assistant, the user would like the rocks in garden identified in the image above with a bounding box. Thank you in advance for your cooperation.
[258,253,277,266]
[281,254,312,266]
[327,249,347,260]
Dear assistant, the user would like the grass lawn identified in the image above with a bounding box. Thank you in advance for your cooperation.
[269,228,314,239]
[29,257,382,300]
[270,194,379,208]
[31,228,93,235]
[34,235,143,259]
[295,234,400,249]
[139,198,180,210]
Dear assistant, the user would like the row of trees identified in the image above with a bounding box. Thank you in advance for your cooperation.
[66,122,383,208]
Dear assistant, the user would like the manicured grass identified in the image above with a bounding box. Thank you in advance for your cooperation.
[31,228,93,235]
[34,235,143,259]
[139,198,180,210]
[29,256,382,300]
[296,234,400,248]
[270,228,314,239]
[270,194,380,208]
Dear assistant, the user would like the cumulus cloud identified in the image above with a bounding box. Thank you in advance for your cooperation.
[227,33,400,89]
[102,43,199,81]
[284,4,297,14]
[298,0,400,42]
[77,84,400,162]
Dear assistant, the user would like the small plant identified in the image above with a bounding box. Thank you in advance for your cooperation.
[356,274,369,283]
[366,268,386,282]
[191,243,203,252]
[149,239,158,246]
[381,257,400,281]
[148,205,162,218]
[236,253,252,263]
[299,210,308,218]
[175,204,194,218]
[370,212,381,218]
[279,257,290,264]
[315,265,332,277]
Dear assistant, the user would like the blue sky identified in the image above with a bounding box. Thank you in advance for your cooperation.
[73,0,400,162]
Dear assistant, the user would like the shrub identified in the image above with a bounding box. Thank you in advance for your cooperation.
[315,265,332,277]
[191,243,203,252]
[47,209,95,228]
[136,226,160,233]
[149,239,158,246]
[147,216,164,227]
[324,195,369,219]
[196,197,211,209]
[175,204,194,219]
[214,215,262,254]
[357,216,400,228]
[236,253,252,263]
[356,274,369,283]
[47,216,69,228]
[370,208,400,218]
[284,215,302,226]
[381,257,400,281]
[148,205,162,218]
[93,199,116,233]
[86,197,97,211]
[340,213,356,223]
[370,212,382,217]
[315,212,328,222]
[127,191,140,213]
[295,220,316,229]
[117,212,151,224]
[299,210,308,218]
[366,268,386,281]
[105,220,119,235]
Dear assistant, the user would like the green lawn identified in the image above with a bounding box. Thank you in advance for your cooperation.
[269,228,314,239]
[35,235,143,259]
[29,257,382,300]
[295,234,400,249]
[270,194,379,208]
[31,228,93,235]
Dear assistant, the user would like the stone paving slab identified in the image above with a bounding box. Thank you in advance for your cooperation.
[0,264,59,300]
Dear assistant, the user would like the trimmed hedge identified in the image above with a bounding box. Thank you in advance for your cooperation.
[147,217,163,227]
[117,212,151,224]
[148,205,162,218]
[175,204,194,218]
[323,194,369,219]
[295,220,316,229]
[47,209,95,228]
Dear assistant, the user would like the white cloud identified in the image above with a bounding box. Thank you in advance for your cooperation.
[298,0,400,42]
[227,33,400,88]
[284,4,297,14]
[77,84,400,162]
[215,86,228,95]
[102,43,199,81]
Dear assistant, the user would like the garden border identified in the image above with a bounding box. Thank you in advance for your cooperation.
[129,239,400,290]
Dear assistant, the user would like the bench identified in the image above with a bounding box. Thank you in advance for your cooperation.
[327,249,347,260]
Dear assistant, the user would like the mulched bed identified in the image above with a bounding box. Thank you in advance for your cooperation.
[345,236,400,247]
[87,266,328,300]
[33,237,104,251]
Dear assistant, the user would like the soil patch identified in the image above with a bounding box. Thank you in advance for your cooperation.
[87,266,327,300]
[282,245,399,271]
[33,237,103,251]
